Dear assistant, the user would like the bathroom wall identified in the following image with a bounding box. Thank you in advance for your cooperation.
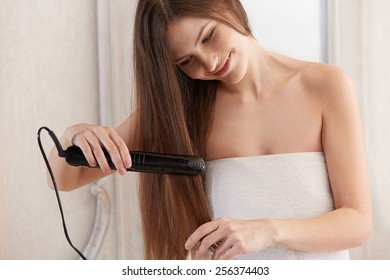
[0,0,102,259]
[241,0,327,62]
[328,0,390,259]
[2,0,388,260]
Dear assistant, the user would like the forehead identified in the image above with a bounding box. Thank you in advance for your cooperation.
[166,17,212,57]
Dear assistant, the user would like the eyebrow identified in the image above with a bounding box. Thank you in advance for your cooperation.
[174,20,212,63]
[195,20,212,47]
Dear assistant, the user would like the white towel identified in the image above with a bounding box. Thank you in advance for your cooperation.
[205,152,349,260]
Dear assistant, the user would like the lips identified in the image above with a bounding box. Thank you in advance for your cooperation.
[213,52,231,77]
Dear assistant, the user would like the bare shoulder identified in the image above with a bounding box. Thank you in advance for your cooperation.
[299,61,357,109]
[272,53,355,102]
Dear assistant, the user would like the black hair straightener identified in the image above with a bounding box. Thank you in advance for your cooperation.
[64,145,206,176]
[37,126,206,260]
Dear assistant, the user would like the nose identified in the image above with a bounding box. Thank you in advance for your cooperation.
[200,53,218,73]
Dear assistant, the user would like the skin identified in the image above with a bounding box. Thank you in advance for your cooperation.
[47,16,372,260]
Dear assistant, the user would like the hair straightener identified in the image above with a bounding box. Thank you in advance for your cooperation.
[64,145,206,176]
[37,126,206,260]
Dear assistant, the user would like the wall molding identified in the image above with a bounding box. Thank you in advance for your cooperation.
[81,183,111,259]
[96,0,143,259]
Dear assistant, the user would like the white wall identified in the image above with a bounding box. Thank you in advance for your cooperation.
[328,0,390,260]
[0,0,141,260]
[241,0,327,62]
[96,0,143,259]
[0,85,4,260]
[0,0,101,259]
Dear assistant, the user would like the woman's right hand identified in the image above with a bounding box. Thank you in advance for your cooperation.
[64,123,132,176]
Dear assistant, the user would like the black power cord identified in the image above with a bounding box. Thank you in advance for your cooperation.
[37,126,206,259]
[37,126,87,260]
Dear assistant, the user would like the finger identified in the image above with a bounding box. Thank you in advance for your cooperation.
[92,127,126,175]
[196,233,224,260]
[212,238,234,260]
[81,129,112,174]
[107,127,132,170]
[91,144,113,174]
[72,133,97,167]
[210,239,226,260]
[215,232,248,260]
[218,245,240,260]
[185,221,219,251]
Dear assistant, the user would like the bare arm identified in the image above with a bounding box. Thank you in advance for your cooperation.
[185,66,372,259]
[46,112,137,191]
[272,66,371,252]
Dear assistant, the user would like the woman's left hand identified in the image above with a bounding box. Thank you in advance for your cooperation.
[185,217,276,260]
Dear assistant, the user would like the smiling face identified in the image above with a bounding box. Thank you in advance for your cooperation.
[166,16,251,85]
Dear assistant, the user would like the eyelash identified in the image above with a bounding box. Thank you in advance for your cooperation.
[179,29,215,67]
[180,57,193,66]
[202,29,214,44]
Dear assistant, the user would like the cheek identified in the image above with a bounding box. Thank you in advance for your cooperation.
[182,65,204,80]
[213,28,236,51]
[215,34,231,50]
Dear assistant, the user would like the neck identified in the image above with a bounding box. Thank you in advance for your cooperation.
[218,39,294,100]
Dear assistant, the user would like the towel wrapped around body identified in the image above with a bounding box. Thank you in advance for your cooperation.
[205,152,350,260]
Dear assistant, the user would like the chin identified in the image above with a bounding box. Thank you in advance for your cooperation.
[224,60,248,85]
[224,70,247,85]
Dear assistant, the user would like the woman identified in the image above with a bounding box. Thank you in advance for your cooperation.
[47,0,371,260]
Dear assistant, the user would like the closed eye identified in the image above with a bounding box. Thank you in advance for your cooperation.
[202,29,214,44]
[178,28,215,67]
[179,56,193,66]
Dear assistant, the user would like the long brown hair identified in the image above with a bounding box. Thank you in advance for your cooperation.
[133,0,252,259]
